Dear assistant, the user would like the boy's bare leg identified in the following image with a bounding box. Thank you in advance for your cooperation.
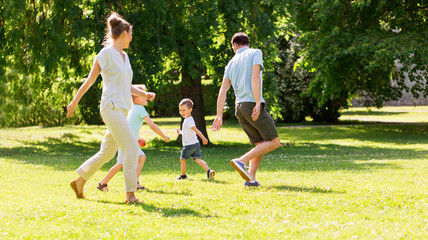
[99,164,123,185]
[195,158,209,172]
[136,155,146,179]
[136,155,147,189]
[180,158,187,175]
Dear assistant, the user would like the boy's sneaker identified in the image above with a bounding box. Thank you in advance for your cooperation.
[230,159,251,181]
[177,175,187,180]
[207,169,215,180]
[244,180,261,187]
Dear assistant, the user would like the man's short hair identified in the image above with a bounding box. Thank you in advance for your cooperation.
[179,98,193,109]
[231,32,249,46]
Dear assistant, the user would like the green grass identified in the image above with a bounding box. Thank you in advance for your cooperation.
[340,106,428,122]
[1,107,428,239]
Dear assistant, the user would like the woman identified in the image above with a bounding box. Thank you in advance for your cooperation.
[67,12,153,203]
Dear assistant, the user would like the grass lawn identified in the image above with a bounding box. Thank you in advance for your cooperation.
[0,107,427,239]
[339,106,428,123]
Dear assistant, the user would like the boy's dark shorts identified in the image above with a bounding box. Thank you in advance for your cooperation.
[180,142,202,160]
[235,102,279,145]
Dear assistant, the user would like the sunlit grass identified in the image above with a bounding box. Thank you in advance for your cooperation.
[340,106,428,122]
[0,109,427,239]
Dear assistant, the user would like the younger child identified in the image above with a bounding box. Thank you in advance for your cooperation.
[97,84,170,191]
[176,98,215,180]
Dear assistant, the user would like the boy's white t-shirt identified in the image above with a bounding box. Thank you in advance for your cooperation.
[95,45,133,111]
[182,116,199,146]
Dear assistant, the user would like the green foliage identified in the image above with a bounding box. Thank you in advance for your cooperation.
[286,0,427,108]
[0,0,97,127]
[274,35,315,122]
[1,0,287,127]
[274,34,343,122]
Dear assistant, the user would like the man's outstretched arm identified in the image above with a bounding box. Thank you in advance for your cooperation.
[211,78,231,132]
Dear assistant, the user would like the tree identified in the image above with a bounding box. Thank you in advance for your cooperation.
[119,0,283,143]
[286,0,427,112]
[274,34,344,123]
[0,0,95,127]
[274,35,315,122]
[1,0,287,130]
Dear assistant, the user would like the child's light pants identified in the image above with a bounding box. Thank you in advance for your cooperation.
[76,103,138,192]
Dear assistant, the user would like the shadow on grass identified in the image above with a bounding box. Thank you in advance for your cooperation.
[277,124,428,145]
[199,179,229,184]
[270,185,344,194]
[340,111,405,116]
[1,139,423,173]
[145,189,192,196]
[92,199,213,218]
[1,124,427,174]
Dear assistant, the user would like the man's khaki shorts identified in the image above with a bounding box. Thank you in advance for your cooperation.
[235,102,279,145]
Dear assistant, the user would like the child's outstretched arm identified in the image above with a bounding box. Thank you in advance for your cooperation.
[143,116,170,142]
[191,126,208,145]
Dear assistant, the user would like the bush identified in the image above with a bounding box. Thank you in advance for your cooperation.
[273,35,343,123]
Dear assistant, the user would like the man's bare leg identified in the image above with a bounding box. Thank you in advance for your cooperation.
[248,155,263,181]
[240,137,280,164]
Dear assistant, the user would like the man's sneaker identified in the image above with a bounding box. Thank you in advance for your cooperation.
[207,169,215,180]
[244,180,261,187]
[230,159,251,181]
[177,175,187,180]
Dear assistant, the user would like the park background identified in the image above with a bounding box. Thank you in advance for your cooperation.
[0,1,426,135]
[0,1,427,239]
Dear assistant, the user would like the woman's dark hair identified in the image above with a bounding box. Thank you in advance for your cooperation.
[102,12,132,46]
[231,32,249,46]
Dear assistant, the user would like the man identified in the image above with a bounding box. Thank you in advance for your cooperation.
[211,32,280,187]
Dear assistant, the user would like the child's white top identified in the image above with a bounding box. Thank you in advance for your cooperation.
[95,45,133,111]
[182,116,199,146]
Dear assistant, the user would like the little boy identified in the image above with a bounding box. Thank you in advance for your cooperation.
[176,98,215,180]
[97,84,170,191]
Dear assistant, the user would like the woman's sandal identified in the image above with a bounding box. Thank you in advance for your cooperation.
[97,182,109,192]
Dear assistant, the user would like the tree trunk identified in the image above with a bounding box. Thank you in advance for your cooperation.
[180,68,210,145]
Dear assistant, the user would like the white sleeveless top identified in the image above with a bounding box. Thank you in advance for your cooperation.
[95,46,133,111]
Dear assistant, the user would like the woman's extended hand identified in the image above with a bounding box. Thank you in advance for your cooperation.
[146,92,156,102]
[66,102,77,118]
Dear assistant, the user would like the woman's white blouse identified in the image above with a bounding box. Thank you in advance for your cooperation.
[95,46,133,111]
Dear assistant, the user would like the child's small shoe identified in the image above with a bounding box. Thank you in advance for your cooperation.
[177,174,187,180]
[137,182,146,190]
[97,182,109,192]
[207,169,215,180]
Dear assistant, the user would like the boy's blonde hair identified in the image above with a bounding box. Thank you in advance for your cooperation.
[132,84,146,101]
[179,98,193,109]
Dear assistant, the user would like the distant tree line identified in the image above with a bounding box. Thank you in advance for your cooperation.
[1,0,426,131]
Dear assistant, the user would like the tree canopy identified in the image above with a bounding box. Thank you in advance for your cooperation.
[1,0,284,129]
[286,0,427,108]
[1,0,426,127]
